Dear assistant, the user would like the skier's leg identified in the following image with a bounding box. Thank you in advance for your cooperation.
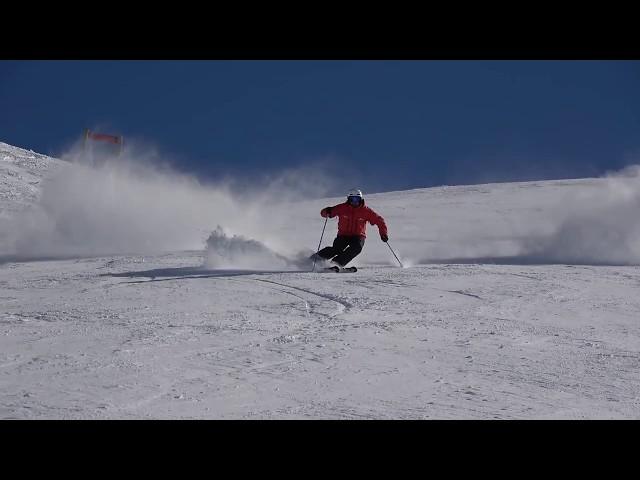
[332,236,365,266]
[316,246,336,259]
[315,236,349,260]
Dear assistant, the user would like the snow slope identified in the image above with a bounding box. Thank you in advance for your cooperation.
[1,142,640,419]
[0,142,66,218]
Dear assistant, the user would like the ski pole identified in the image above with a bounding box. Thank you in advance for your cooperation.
[386,241,404,268]
[312,217,328,272]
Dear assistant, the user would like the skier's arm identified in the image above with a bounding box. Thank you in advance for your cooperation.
[321,204,342,218]
[367,209,388,241]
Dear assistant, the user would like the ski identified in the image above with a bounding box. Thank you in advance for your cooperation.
[321,266,357,273]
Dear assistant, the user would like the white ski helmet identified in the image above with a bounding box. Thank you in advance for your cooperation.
[347,188,364,205]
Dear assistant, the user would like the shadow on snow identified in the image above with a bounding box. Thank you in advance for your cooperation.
[417,255,640,267]
[101,266,312,283]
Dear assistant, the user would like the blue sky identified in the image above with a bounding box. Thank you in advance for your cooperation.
[1,60,639,192]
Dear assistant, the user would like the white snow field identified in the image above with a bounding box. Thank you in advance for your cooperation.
[2,141,640,419]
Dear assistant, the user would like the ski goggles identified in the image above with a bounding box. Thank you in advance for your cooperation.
[348,196,362,205]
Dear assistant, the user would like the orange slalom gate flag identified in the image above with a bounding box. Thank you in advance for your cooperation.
[87,132,122,144]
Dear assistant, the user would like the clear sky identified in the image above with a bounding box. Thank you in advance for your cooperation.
[1,60,639,192]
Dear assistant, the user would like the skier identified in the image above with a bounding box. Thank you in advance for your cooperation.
[312,189,389,271]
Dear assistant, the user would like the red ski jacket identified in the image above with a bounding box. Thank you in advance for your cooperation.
[321,200,388,238]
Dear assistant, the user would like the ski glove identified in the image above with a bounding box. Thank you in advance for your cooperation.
[381,234,389,242]
[322,207,333,217]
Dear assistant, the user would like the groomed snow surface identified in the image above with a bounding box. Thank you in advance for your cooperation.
[1,141,640,419]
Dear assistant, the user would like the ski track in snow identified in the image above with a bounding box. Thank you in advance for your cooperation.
[252,278,352,318]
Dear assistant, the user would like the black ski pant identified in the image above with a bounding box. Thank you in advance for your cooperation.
[317,235,365,267]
